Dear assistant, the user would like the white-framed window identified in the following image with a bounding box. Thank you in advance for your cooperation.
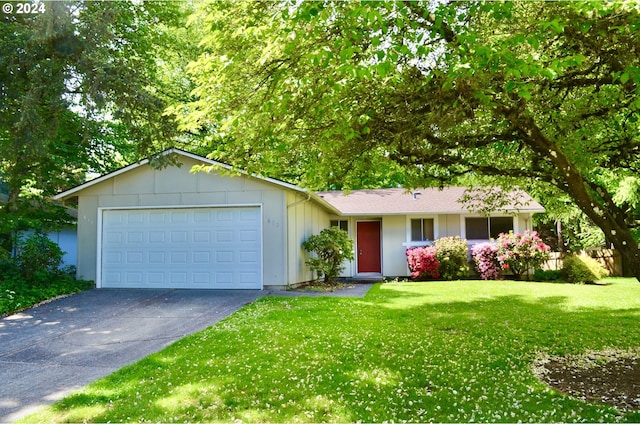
[410,218,434,242]
[403,216,438,248]
[330,219,349,232]
[465,216,513,239]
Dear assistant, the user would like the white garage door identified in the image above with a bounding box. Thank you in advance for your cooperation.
[100,207,262,289]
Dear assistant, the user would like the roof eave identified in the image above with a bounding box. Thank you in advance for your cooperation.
[331,208,545,216]
[54,148,310,201]
[54,159,150,200]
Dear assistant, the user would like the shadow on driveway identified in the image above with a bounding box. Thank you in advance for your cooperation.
[0,289,264,422]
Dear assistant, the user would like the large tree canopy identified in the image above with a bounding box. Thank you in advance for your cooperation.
[176,1,640,279]
[0,1,195,243]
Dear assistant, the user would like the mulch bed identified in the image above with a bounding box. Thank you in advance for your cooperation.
[534,350,640,412]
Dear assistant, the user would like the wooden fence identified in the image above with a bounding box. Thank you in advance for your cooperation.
[541,249,622,276]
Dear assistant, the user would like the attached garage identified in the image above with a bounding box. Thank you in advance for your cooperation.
[100,207,262,289]
[53,149,337,290]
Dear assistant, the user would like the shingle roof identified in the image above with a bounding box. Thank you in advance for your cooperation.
[316,187,545,216]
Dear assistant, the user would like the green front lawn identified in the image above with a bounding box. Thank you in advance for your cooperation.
[24,279,640,423]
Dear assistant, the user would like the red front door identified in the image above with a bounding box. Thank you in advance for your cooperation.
[357,221,381,273]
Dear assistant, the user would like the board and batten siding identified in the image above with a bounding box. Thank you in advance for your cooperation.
[382,215,407,277]
[286,191,331,286]
[75,157,289,286]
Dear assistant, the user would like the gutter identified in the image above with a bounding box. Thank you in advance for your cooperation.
[287,193,311,209]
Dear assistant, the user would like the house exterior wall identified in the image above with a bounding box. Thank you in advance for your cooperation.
[517,214,534,233]
[74,157,291,286]
[439,214,461,238]
[47,227,78,267]
[382,215,407,276]
[336,212,537,279]
[286,192,331,286]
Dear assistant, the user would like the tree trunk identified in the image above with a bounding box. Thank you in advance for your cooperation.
[611,235,640,281]
[508,112,640,282]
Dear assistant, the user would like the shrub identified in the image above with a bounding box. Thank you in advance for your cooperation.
[0,255,19,283]
[562,254,609,284]
[0,246,10,262]
[0,234,92,316]
[434,236,469,280]
[496,230,551,280]
[533,269,563,282]
[14,233,64,282]
[472,242,501,280]
[302,226,354,285]
[406,246,440,279]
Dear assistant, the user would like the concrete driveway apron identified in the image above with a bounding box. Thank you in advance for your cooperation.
[0,288,264,422]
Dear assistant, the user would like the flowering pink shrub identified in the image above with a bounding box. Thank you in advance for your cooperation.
[496,230,551,279]
[406,246,440,279]
[471,242,501,280]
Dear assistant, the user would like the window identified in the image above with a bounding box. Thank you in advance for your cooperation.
[466,218,489,239]
[489,217,514,238]
[330,220,348,232]
[465,217,513,239]
[410,218,434,242]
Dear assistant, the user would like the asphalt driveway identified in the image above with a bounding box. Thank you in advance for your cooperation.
[0,288,264,422]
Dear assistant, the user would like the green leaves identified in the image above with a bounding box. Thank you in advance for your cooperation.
[181,0,640,276]
[1,1,195,238]
[302,227,354,285]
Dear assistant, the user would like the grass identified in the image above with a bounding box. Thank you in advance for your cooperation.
[22,278,640,423]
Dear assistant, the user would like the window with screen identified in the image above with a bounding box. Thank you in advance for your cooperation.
[410,218,434,242]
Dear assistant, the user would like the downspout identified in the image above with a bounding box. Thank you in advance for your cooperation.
[286,192,311,209]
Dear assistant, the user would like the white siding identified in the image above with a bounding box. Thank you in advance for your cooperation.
[286,192,331,285]
[75,156,291,286]
[382,215,407,276]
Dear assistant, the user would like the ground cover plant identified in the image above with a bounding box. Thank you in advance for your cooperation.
[0,233,92,316]
[23,279,640,423]
[0,275,92,317]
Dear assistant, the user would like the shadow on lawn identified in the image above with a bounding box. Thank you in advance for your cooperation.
[42,282,640,423]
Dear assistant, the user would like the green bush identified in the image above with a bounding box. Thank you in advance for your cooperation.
[15,233,64,281]
[434,236,469,280]
[533,269,563,282]
[303,226,354,285]
[0,234,92,316]
[0,256,19,282]
[562,254,609,284]
[0,246,10,262]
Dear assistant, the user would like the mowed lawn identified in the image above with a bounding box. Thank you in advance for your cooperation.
[24,279,640,423]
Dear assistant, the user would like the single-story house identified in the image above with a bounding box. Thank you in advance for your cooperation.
[54,149,544,289]
[318,188,544,277]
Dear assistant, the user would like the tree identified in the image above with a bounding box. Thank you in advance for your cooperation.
[0,1,197,249]
[179,1,640,280]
